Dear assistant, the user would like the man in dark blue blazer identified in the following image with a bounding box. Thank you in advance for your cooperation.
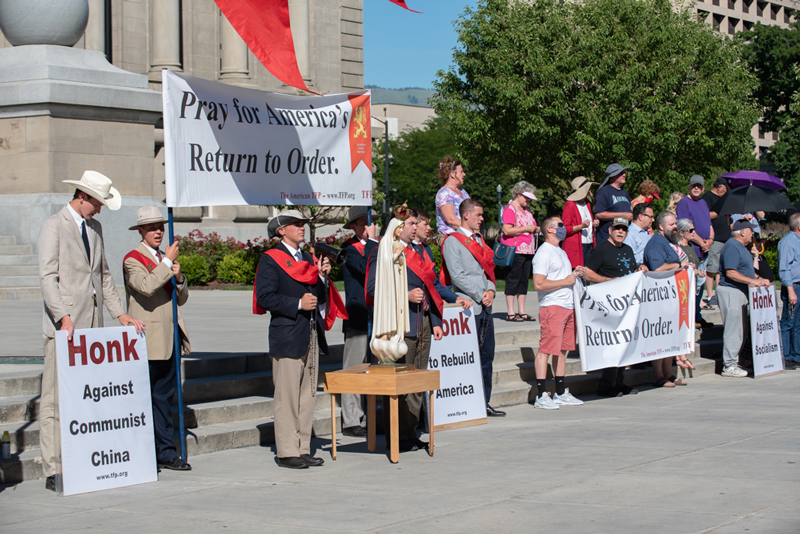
[255,210,331,469]
[340,206,378,437]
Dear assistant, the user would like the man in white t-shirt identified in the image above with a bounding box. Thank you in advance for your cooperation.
[531,216,585,410]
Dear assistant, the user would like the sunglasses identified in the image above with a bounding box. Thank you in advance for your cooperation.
[612,226,628,231]
[549,223,565,228]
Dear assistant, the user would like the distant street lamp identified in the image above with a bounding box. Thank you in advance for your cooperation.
[372,108,391,226]
[496,184,503,225]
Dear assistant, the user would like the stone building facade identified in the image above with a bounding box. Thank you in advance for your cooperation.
[0,0,363,298]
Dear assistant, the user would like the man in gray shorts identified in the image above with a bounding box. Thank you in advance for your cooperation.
[701,177,730,307]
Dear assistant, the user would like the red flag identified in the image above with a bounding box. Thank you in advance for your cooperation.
[388,0,422,13]
[215,0,316,94]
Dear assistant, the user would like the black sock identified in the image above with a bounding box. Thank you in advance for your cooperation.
[555,376,566,396]
[536,379,547,396]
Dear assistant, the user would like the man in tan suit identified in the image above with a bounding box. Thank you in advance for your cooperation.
[38,171,144,492]
[124,206,191,471]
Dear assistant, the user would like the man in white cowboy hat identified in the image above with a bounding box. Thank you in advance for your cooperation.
[38,170,145,491]
[123,206,192,472]
[254,209,333,469]
[339,206,378,437]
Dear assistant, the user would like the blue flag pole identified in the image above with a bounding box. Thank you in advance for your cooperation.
[168,208,187,461]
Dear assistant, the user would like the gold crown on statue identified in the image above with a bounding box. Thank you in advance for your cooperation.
[393,201,411,221]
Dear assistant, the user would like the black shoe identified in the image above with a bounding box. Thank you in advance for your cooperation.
[486,405,506,417]
[398,439,420,452]
[342,426,367,437]
[45,475,56,492]
[784,360,798,370]
[619,385,639,395]
[300,454,324,466]
[277,456,309,469]
[412,437,429,450]
[158,457,192,471]
[696,318,713,329]
[597,388,623,398]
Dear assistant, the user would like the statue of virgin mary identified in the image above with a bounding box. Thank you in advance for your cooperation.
[369,207,411,363]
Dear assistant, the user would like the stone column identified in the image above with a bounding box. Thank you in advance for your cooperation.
[149,0,182,82]
[219,12,251,83]
[288,0,310,81]
[84,0,105,52]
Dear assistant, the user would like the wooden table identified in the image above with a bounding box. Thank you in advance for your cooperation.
[323,364,440,463]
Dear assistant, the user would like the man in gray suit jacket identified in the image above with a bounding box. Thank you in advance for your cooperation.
[441,199,506,417]
[38,171,144,492]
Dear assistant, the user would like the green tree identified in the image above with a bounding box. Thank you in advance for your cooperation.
[433,0,760,214]
[739,23,800,203]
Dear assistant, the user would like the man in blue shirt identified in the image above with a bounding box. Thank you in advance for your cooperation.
[717,220,771,377]
[643,211,689,387]
[778,213,800,369]
[624,203,654,265]
[594,163,633,243]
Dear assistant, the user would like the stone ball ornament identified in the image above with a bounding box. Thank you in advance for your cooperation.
[0,0,89,47]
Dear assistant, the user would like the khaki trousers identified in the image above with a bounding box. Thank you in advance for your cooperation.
[271,331,318,458]
[40,304,99,477]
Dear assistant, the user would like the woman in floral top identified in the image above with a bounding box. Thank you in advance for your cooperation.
[501,181,540,321]
[435,156,470,235]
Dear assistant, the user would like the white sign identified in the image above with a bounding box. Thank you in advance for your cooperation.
[56,326,157,496]
[429,306,487,430]
[749,285,784,377]
[162,70,373,207]
[573,268,696,372]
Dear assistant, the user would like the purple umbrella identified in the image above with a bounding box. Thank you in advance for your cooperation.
[722,170,787,190]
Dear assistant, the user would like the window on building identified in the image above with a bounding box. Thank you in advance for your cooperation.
[786,9,794,23]
[757,1,766,17]
[713,13,724,30]
[697,10,710,23]
[771,4,779,20]
[744,20,754,31]
[728,17,739,34]
[743,0,751,13]
[729,0,736,9]
[713,0,720,6]
[758,124,765,139]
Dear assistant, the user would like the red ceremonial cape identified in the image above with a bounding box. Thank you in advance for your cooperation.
[252,248,347,331]
[405,246,444,316]
[124,249,173,295]
[440,233,496,286]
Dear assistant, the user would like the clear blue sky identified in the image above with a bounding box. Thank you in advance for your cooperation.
[363,1,479,90]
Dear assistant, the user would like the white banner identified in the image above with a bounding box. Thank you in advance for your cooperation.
[429,306,487,430]
[574,268,696,372]
[750,285,784,377]
[162,70,373,207]
[57,326,157,496]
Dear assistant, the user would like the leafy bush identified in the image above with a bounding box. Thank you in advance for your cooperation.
[178,254,211,286]
[217,250,259,284]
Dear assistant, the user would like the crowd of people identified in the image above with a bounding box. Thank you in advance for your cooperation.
[36,159,795,483]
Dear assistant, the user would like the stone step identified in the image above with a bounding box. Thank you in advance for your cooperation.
[0,275,40,288]
[0,255,38,265]
[183,407,338,457]
[182,345,344,380]
[0,245,33,256]
[176,391,333,429]
[0,369,42,397]
[0,265,38,276]
[0,287,43,301]
[0,394,39,425]
[0,449,43,485]
[0,236,16,246]
[0,419,39,455]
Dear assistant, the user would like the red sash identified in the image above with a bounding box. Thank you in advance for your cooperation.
[343,237,366,256]
[252,248,348,331]
[123,249,173,295]
[405,246,444,315]
[440,232,496,285]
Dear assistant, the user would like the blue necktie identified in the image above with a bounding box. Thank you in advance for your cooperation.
[81,221,91,263]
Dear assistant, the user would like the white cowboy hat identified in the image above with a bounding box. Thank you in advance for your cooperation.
[128,206,169,231]
[63,170,121,211]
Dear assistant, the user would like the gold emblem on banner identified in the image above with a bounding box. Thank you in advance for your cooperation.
[352,106,368,139]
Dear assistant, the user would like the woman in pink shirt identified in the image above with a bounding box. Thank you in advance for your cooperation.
[501,181,539,321]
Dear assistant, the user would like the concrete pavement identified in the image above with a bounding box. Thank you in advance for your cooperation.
[2,370,798,533]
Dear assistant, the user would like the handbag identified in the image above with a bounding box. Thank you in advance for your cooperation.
[493,206,517,267]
